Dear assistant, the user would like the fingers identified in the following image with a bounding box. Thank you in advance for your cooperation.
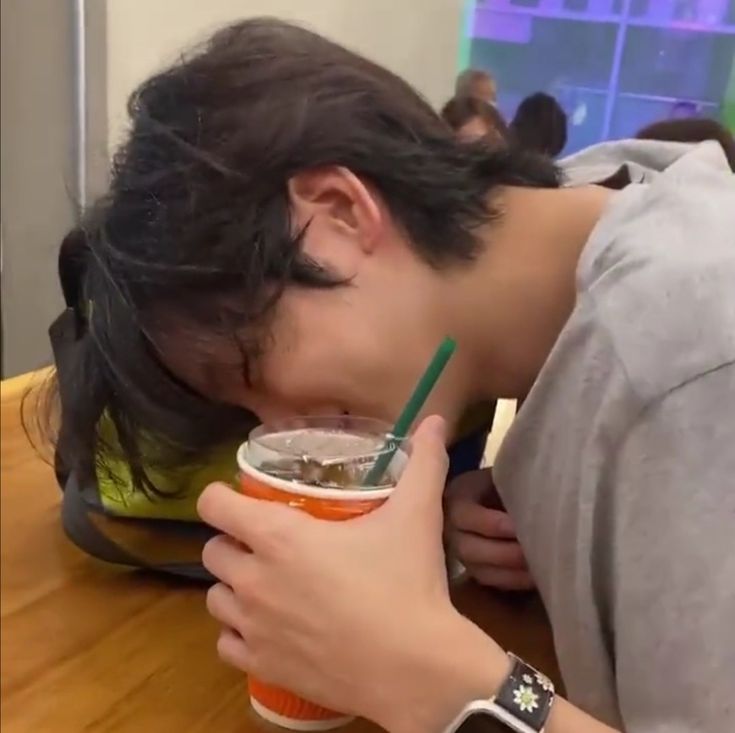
[465,564,535,592]
[198,482,297,552]
[452,531,527,569]
[208,584,254,672]
[446,469,494,504]
[207,583,252,672]
[202,534,254,588]
[216,627,252,672]
[448,526,534,591]
[206,582,249,632]
[390,416,449,513]
[449,503,517,539]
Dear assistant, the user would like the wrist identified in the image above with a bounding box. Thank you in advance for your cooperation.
[374,609,510,733]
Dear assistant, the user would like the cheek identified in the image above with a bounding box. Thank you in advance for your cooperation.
[258,325,384,420]
[260,350,339,411]
[261,294,347,406]
[263,287,418,422]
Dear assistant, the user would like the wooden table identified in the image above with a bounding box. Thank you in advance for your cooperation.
[1,373,559,733]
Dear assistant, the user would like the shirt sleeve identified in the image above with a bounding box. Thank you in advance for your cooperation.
[609,362,735,733]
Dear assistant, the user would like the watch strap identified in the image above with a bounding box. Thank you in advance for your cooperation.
[491,653,555,731]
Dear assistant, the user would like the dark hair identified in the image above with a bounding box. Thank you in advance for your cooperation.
[45,18,560,495]
[636,118,735,172]
[440,96,509,140]
[511,92,568,158]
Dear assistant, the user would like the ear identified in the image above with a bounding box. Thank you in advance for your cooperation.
[287,167,383,258]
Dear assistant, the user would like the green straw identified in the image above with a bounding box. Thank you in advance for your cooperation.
[363,336,457,487]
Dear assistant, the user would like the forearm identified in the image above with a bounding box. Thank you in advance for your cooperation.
[543,697,617,733]
[374,612,618,733]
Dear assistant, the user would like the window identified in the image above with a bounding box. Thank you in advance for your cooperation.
[463,0,735,154]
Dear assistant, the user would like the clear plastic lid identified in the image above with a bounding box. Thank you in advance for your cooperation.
[247,416,405,490]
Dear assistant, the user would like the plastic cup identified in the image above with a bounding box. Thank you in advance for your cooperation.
[236,416,407,731]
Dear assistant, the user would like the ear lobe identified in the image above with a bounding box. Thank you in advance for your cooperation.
[288,167,382,253]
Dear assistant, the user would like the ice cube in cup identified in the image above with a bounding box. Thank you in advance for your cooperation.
[248,417,403,490]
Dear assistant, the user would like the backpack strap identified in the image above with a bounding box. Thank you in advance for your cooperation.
[62,472,149,567]
[58,228,88,309]
[62,470,216,582]
[50,229,90,488]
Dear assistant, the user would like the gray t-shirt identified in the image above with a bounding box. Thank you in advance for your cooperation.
[493,141,735,731]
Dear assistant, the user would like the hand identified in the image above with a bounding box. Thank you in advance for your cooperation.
[445,468,534,591]
[198,417,508,733]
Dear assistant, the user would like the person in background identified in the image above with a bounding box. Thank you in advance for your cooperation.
[455,68,497,106]
[511,92,568,158]
[440,95,509,145]
[636,117,735,172]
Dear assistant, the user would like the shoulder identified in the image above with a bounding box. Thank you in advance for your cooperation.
[577,165,735,404]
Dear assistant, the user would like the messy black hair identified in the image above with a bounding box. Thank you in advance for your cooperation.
[43,18,560,496]
[636,117,735,172]
[440,95,509,141]
[511,92,568,158]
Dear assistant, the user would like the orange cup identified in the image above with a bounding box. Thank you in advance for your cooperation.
[236,417,405,731]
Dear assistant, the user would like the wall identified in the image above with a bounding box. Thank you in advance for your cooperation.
[105,0,463,152]
[1,0,77,377]
[0,0,463,377]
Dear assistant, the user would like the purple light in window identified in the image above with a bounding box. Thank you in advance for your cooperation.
[473,9,533,43]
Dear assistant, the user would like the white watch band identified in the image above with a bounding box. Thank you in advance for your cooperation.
[442,653,555,733]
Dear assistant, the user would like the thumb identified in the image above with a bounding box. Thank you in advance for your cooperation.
[389,415,449,515]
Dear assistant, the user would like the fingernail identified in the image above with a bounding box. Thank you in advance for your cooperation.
[426,415,448,442]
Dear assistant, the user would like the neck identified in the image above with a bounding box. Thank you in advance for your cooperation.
[447,184,614,400]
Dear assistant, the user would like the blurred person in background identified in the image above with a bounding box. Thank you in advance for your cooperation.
[441,95,509,145]
[636,117,735,172]
[455,68,497,106]
[511,92,568,158]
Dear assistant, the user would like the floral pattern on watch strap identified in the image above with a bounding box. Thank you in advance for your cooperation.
[493,653,555,731]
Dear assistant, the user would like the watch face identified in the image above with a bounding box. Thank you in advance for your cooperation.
[455,711,513,732]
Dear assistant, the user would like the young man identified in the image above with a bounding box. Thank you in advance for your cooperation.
[56,19,734,733]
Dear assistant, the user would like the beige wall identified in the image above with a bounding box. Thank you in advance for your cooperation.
[0,0,462,377]
[105,0,463,151]
[1,0,76,377]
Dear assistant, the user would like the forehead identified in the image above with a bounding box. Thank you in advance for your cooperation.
[472,76,495,92]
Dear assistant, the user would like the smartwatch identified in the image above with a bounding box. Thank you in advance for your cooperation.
[444,654,555,733]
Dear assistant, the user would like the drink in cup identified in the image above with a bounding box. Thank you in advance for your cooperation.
[236,416,407,730]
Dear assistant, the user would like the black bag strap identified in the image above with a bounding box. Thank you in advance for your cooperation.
[49,308,81,490]
[62,470,215,581]
[58,228,87,309]
[50,229,89,487]
[61,473,150,567]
